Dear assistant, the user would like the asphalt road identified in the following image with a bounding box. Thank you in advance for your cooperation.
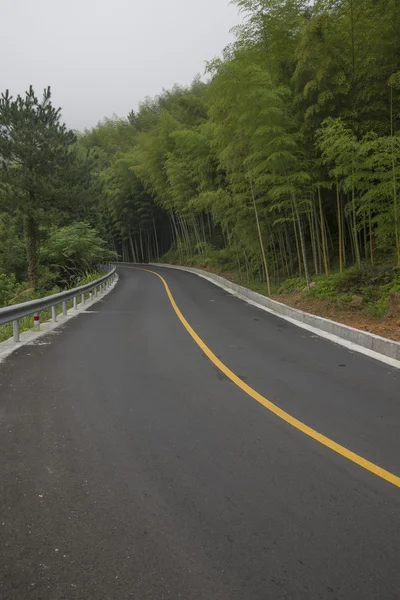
[1,265,399,600]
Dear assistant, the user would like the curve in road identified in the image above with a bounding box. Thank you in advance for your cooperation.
[1,265,399,600]
[134,266,400,489]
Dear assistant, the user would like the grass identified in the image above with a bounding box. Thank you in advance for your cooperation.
[163,243,400,320]
[0,270,108,343]
[303,264,400,317]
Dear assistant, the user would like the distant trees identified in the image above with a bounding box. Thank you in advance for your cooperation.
[2,0,400,298]
[78,0,400,290]
[41,222,115,284]
[0,87,81,287]
[0,87,112,294]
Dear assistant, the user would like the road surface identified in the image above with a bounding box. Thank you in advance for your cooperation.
[1,265,399,599]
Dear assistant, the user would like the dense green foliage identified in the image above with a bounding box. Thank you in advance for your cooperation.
[2,0,400,320]
[279,264,400,318]
[0,268,108,342]
[0,87,114,306]
[79,0,400,297]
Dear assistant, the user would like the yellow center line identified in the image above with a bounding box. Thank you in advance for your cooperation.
[131,266,400,489]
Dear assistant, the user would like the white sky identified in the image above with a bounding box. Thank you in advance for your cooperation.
[1,0,241,130]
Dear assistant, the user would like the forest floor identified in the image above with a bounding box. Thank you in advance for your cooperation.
[199,264,400,343]
[271,291,400,342]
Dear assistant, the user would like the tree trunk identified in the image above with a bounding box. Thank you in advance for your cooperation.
[293,211,302,276]
[170,211,182,262]
[201,215,206,244]
[284,224,294,276]
[346,198,356,263]
[249,177,271,295]
[178,215,191,258]
[139,225,144,263]
[351,181,361,266]
[313,201,322,274]
[363,216,368,261]
[336,182,343,273]
[390,85,400,265]
[192,215,202,247]
[152,216,160,261]
[309,198,318,276]
[369,208,374,265]
[134,236,140,265]
[292,196,310,287]
[128,232,137,263]
[318,187,329,277]
[235,249,242,282]
[244,249,250,283]
[25,213,39,289]
[278,228,290,278]
[341,191,347,267]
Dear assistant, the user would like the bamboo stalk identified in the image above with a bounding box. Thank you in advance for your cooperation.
[248,176,271,296]
[318,186,329,276]
[336,181,343,273]
[390,85,400,265]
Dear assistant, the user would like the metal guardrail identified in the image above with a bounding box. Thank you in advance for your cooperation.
[0,264,117,342]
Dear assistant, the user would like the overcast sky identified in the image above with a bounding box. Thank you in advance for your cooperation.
[1,0,240,131]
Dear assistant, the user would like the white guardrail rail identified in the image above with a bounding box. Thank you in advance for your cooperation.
[0,264,116,342]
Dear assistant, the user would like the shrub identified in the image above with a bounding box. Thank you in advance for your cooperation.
[278,277,307,294]
[0,273,19,307]
[41,222,116,284]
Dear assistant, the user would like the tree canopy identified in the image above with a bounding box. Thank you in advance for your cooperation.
[1,0,400,304]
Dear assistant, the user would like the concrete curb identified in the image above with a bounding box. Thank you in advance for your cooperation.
[0,275,119,363]
[148,263,400,369]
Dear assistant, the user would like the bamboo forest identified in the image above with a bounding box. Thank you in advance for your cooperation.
[1,0,400,329]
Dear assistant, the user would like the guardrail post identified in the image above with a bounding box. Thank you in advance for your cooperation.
[89,290,93,302]
[13,320,20,342]
[0,265,116,337]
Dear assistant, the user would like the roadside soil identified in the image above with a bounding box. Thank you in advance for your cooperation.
[271,292,400,342]
[199,265,400,343]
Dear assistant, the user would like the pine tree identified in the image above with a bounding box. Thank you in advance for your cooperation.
[0,87,78,287]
